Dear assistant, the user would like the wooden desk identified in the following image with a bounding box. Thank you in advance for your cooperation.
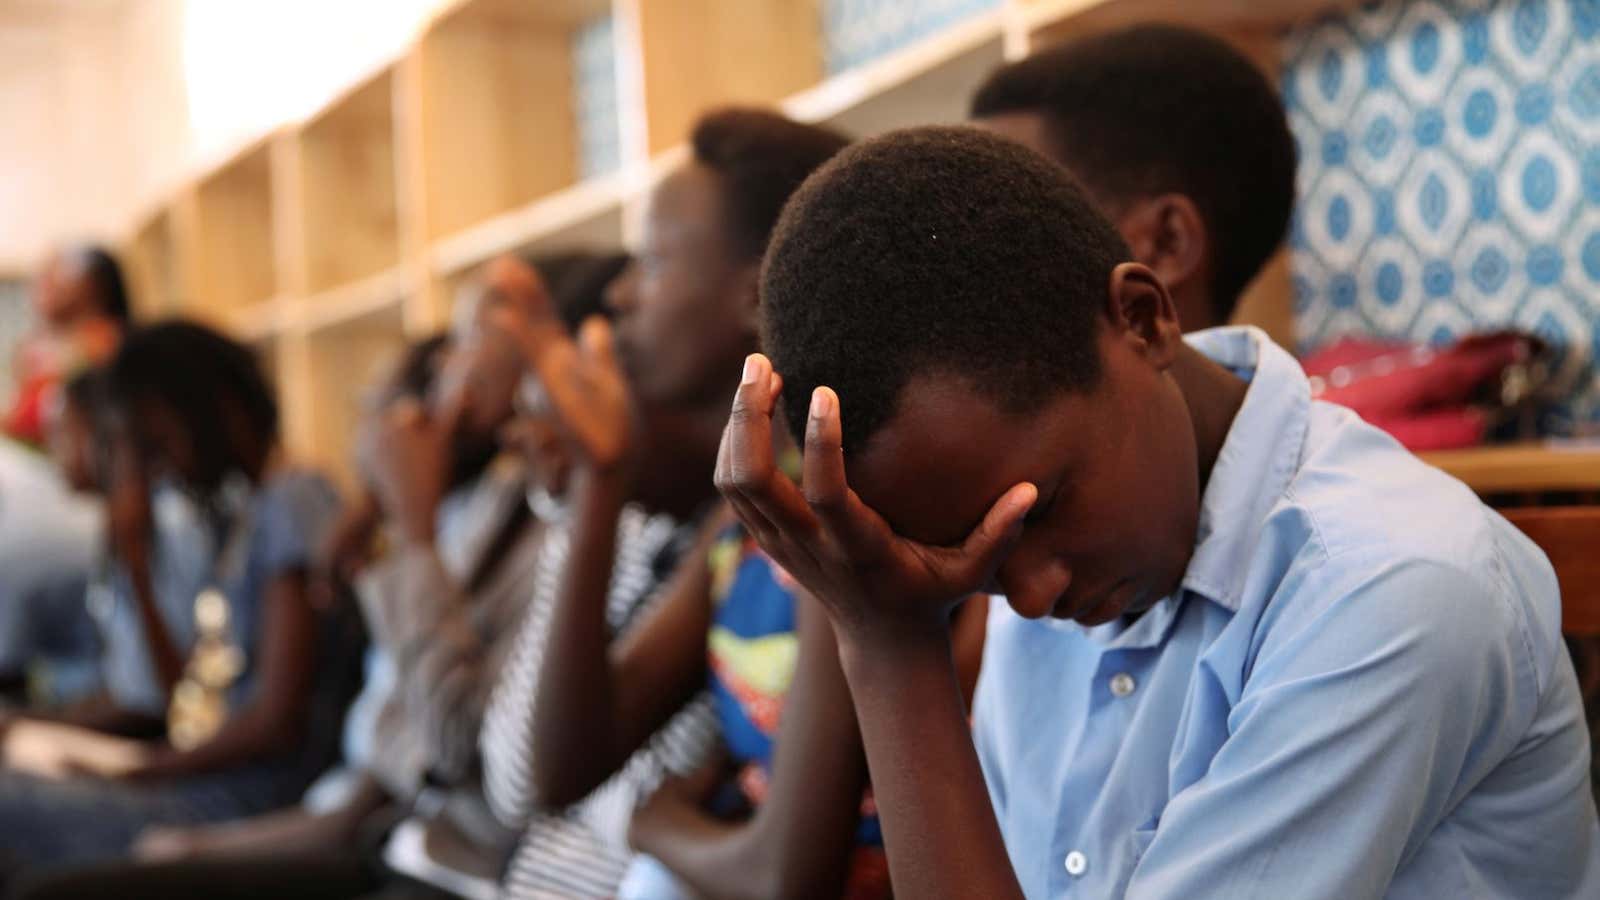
[1419,442,1600,495]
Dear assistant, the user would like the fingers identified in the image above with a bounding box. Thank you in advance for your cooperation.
[951,481,1037,586]
[801,386,893,563]
[484,255,555,321]
[576,315,618,375]
[430,360,474,437]
[715,354,817,542]
[388,396,425,424]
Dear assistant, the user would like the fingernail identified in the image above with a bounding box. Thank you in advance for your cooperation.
[810,388,831,419]
[741,355,761,385]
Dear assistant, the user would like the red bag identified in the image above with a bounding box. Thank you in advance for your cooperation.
[1300,332,1544,452]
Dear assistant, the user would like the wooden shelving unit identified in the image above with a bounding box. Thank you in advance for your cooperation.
[302,301,409,481]
[124,208,186,320]
[119,0,1339,484]
[190,142,278,317]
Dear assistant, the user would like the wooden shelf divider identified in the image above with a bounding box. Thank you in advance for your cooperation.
[119,0,1351,475]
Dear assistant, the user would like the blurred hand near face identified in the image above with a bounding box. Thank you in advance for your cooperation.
[484,254,637,482]
[362,382,466,549]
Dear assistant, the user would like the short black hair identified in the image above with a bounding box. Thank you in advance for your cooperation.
[762,126,1129,456]
[108,320,278,490]
[691,108,852,261]
[970,25,1295,321]
[66,244,132,324]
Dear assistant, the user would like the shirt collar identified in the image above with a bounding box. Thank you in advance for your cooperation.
[1177,326,1311,612]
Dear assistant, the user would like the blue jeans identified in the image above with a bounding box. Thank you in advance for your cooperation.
[0,763,307,877]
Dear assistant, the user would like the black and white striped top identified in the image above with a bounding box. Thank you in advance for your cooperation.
[482,503,720,899]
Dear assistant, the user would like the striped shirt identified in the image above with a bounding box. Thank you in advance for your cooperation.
[484,503,720,899]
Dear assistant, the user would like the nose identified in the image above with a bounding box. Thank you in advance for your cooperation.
[995,550,1074,620]
[603,261,639,317]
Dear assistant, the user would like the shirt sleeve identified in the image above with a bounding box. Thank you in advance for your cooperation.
[252,471,340,576]
[1127,555,1535,900]
[364,533,538,790]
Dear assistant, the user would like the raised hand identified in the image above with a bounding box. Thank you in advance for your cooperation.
[714,354,1036,640]
[362,386,464,548]
[484,255,636,476]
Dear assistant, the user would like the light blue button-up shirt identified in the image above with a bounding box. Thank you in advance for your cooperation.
[97,469,338,716]
[974,327,1599,899]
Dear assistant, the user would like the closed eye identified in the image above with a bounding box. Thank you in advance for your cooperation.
[1023,482,1062,527]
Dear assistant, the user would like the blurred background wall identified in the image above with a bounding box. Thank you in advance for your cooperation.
[1,0,1595,486]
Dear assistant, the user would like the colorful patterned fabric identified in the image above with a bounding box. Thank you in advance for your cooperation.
[1283,0,1600,433]
[706,524,889,899]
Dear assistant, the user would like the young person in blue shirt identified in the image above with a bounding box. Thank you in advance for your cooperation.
[719,127,1599,899]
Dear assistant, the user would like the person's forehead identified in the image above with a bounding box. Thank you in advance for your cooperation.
[648,163,724,235]
[847,373,1084,546]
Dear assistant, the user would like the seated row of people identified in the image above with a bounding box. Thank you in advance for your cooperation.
[0,24,1592,900]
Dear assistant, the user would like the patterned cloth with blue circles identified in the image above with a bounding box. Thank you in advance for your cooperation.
[823,0,1002,73]
[1285,0,1600,434]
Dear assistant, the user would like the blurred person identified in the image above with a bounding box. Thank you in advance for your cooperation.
[4,256,627,900]
[495,108,909,900]
[0,371,107,705]
[0,244,135,704]
[0,321,342,877]
[970,25,1296,333]
[5,245,130,447]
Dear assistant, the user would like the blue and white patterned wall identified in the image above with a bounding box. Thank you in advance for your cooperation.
[822,0,1002,73]
[1284,0,1600,433]
[572,15,621,180]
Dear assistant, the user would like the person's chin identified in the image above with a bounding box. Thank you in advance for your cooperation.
[1053,582,1133,625]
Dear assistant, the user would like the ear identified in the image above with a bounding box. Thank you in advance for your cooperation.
[733,261,762,332]
[1103,262,1182,371]
[1113,194,1209,307]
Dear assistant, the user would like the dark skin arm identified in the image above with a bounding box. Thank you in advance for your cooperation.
[528,474,719,806]
[483,254,719,807]
[134,772,389,862]
[628,590,869,900]
[14,691,164,736]
[717,355,1034,900]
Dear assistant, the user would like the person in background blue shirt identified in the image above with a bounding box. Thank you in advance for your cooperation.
[0,321,340,875]
[720,128,1598,898]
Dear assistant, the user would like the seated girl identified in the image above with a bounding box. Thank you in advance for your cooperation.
[0,322,341,874]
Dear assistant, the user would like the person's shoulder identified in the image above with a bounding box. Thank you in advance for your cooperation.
[259,466,339,508]
[1279,402,1558,604]
[1287,402,1495,566]
[254,466,342,542]
[1265,405,1559,682]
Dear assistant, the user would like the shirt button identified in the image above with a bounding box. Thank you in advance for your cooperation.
[1064,850,1088,877]
[1110,672,1137,697]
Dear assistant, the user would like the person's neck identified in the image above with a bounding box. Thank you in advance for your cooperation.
[1169,342,1249,495]
[630,400,729,522]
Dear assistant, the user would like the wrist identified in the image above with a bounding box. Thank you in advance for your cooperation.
[835,620,953,683]
[628,790,692,853]
[393,495,441,548]
[397,515,437,550]
[572,465,630,512]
